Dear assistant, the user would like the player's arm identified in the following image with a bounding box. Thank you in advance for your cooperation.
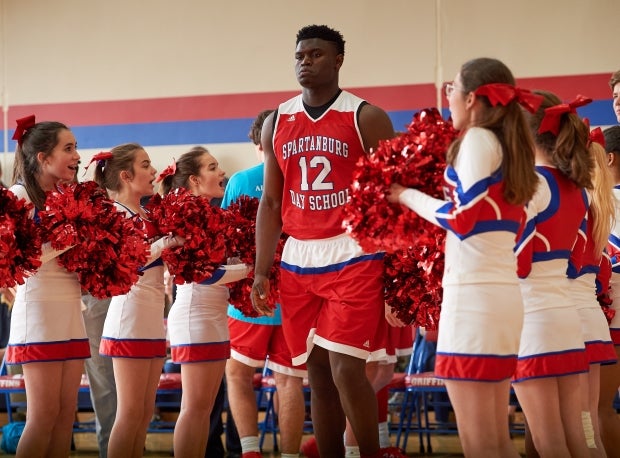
[252,112,284,315]
[358,103,395,152]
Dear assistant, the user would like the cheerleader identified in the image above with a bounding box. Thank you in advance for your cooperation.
[94,143,182,458]
[514,92,594,457]
[7,116,90,457]
[601,125,620,457]
[160,147,250,458]
[388,57,540,457]
[567,131,617,456]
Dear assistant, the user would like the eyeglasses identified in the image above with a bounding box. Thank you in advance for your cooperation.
[443,82,457,98]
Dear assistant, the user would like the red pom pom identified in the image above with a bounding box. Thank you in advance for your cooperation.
[597,292,616,324]
[149,188,230,284]
[225,195,283,317]
[343,108,456,252]
[0,188,42,287]
[343,108,456,327]
[383,228,445,329]
[227,278,259,318]
[225,196,260,266]
[38,181,149,298]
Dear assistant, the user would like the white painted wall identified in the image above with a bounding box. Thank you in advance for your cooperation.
[0,0,617,184]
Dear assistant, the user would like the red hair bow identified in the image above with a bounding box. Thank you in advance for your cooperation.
[12,114,36,145]
[538,94,592,135]
[588,127,605,149]
[156,159,176,183]
[85,151,114,170]
[474,83,543,114]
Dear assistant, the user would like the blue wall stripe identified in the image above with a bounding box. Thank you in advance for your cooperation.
[1,104,615,150]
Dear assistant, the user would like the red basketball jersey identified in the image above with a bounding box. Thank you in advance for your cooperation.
[273,91,366,240]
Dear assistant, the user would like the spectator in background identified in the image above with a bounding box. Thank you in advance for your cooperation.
[610,70,620,124]
[81,293,117,458]
[223,109,307,458]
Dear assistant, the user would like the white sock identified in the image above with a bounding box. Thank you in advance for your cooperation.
[378,420,391,448]
[240,436,260,453]
[345,445,360,457]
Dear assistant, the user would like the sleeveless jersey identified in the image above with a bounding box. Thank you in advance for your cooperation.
[273,90,366,240]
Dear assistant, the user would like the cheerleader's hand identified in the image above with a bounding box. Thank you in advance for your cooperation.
[169,235,186,247]
[147,235,185,265]
[387,183,407,204]
[385,302,406,327]
[597,291,613,308]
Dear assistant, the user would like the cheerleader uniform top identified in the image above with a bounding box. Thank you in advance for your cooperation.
[398,127,527,287]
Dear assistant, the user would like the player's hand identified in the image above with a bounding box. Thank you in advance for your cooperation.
[251,274,274,317]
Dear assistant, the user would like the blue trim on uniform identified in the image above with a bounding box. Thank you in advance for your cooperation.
[140,257,164,271]
[570,263,600,279]
[535,167,560,222]
[199,268,226,285]
[438,218,520,240]
[444,166,502,207]
[280,251,384,275]
[533,250,571,262]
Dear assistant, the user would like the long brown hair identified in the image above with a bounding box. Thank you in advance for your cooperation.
[447,58,538,205]
[526,91,593,189]
[12,121,70,209]
[160,146,209,195]
[93,143,144,193]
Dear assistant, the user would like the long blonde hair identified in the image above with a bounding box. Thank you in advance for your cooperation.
[589,141,615,254]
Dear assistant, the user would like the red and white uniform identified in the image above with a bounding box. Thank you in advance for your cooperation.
[398,127,527,381]
[100,204,171,359]
[606,185,620,344]
[6,184,90,364]
[273,90,386,366]
[513,166,589,381]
